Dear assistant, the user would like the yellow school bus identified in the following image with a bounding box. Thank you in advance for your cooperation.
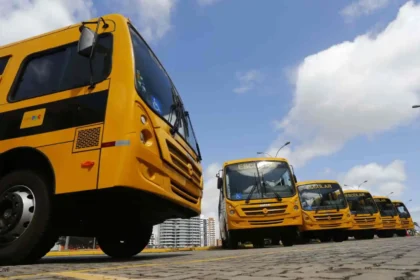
[373,196,402,238]
[343,190,383,240]
[217,157,302,249]
[296,180,352,243]
[392,200,414,237]
[0,14,203,265]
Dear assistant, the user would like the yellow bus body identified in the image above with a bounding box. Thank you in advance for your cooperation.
[343,190,383,240]
[392,200,414,236]
[296,180,352,243]
[218,157,302,249]
[373,196,402,238]
[0,14,202,264]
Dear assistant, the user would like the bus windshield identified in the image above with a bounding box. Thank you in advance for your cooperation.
[345,192,378,214]
[224,161,295,201]
[394,202,411,218]
[298,183,347,211]
[375,199,398,217]
[129,25,200,157]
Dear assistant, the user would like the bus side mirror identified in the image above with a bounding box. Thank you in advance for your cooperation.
[217,177,223,189]
[293,174,297,183]
[78,25,96,57]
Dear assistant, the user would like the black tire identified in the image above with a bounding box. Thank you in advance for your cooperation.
[226,230,238,249]
[332,232,346,243]
[396,230,406,237]
[98,225,152,259]
[319,236,331,243]
[271,238,280,245]
[0,170,54,265]
[281,235,295,247]
[252,239,264,248]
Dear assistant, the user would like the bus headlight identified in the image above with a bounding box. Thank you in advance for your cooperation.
[347,213,351,218]
[229,210,235,215]
[294,205,299,211]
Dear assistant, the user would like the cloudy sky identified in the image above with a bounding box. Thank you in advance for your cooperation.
[3,0,420,237]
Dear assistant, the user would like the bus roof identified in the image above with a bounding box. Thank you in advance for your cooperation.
[343,189,370,194]
[373,195,390,199]
[0,13,128,50]
[222,157,290,167]
[296,180,339,187]
[392,200,403,204]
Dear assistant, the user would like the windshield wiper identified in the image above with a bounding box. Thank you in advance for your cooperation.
[184,111,202,161]
[168,85,185,136]
[260,171,282,202]
[245,173,259,204]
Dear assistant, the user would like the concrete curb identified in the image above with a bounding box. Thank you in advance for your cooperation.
[46,246,220,257]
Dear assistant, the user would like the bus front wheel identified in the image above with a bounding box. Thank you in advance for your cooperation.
[226,230,238,249]
[98,226,152,259]
[0,170,56,265]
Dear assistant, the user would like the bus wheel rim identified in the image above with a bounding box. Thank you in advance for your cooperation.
[0,185,36,246]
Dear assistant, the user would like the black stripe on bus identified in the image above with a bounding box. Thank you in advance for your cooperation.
[0,90,109,141]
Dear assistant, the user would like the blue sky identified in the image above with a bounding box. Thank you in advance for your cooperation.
[2,0,419,232]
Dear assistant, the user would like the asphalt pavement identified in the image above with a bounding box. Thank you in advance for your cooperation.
[0,237,419,280]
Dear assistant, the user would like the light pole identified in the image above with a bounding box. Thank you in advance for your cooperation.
[257,152,273,157]
[275,141,291,157]
[412,105,420,108]
[256,141,291,158]
[358,180,368,189]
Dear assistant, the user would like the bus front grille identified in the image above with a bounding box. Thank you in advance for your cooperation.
[354,217,376,224]
[248,219,284,225]
[313,213,343,221]
[241,205,287,217]
[166,140,202,186]
[171,180,199,204]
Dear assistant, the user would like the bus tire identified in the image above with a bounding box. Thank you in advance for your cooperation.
[281,236,295,247]
[319,236,331,243]
[396,230,406,237]
[332,232,346,242]
[252,239,264,248]
[0,170,54,265]
[98,226,152,259]
[226,230,238,249]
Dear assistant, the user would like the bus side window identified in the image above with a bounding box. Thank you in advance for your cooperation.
[0,56,10,75]
[9,34,112,102]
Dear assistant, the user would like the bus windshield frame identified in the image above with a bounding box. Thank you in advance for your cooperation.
[344,192,379,215]
[224,160,296,201]
[374,198,398,217]
[298,182,348,211]
[393,202,411,218]
[128,23,201,159]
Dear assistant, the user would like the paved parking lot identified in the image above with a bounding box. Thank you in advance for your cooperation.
[0,237,419,280]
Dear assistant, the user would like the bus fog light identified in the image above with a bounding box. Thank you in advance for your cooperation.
[140,131,146,143]
[141,115,147,124]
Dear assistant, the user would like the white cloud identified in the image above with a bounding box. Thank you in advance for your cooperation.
[233,69,264,94]
[340,0,390,21]
[269,1,420,168]
[201,162,221,238]
[108,0,176,43]
[338,160,407,197]
[0,0,93,46]
[197,0,224,6]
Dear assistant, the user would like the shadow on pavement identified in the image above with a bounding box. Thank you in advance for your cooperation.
[39,253,189,264]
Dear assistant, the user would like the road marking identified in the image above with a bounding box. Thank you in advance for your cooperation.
[51,271,154,280]
[0,247,317,279]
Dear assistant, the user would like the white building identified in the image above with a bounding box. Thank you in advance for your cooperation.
[208,217,216,246]
[147,233,156,248]
[158,216,201,248]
